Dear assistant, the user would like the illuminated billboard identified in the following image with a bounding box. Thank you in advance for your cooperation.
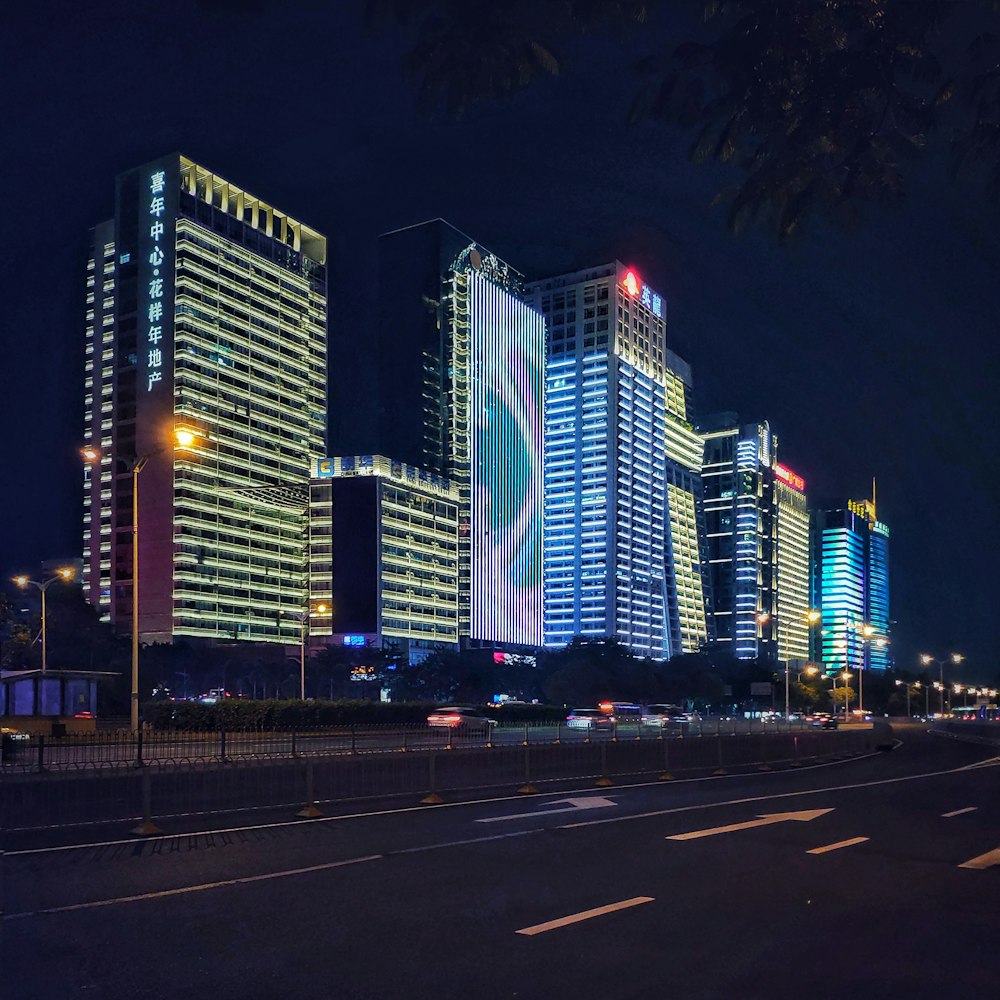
[468,270,544,645]
[773,463,806,491]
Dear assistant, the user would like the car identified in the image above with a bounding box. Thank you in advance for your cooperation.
[1,725,31,763]
[565,708,615,731]
[809,713,838,730]
[641,704,688,727]
[426,707,497,733]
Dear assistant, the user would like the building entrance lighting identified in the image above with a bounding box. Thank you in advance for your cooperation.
[12,568,76,673]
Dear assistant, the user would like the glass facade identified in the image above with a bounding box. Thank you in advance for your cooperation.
[529,263,704,659]
[82,155,327,644]
[774,467,811,663]
[812,497,891,674]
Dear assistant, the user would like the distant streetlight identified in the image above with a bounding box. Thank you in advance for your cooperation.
[920,653,963,716]
[894,679,916,718]
[840,671,853,719]
[12,568,76,673]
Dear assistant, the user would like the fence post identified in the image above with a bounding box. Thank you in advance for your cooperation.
[401,729,408,753]
[791,734,803,766]
[758,733,771,771]
[659,733,673,780]
[135,729,143,769]
[36,735,45,774]
[596,740,613,787]
[713,733,726,775]
[130,766,162,837]
[296,758,324,818]
[291,730,298,758]
[421,753,444,804]
[219,729,227,762]
[518,743,538,794]
[553,721,561,745]
[351,725,357,756]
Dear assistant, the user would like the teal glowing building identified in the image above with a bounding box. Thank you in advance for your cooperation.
[811,490,891,674]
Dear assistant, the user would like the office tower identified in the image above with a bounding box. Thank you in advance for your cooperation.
[811,490,891,673]
[527,263,706,658]
[82,154,327,643]
[376,220,544,647]
[699,415,777,660]
[308,455,460,659]
[773,463,811,664]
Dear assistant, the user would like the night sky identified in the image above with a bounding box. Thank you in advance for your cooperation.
[3,1,997,681]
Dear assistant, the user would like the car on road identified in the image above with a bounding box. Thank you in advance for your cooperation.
[565,708,614,731]
[641,704,687,727]
[808,713,839,730]
[426,707,497,733]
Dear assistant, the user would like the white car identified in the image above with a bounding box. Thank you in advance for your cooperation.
[565,709,614,731]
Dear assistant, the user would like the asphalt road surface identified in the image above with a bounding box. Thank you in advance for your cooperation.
[3,723,997,1000]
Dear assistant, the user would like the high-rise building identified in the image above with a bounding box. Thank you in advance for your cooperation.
[82,154,327,644]
[811,490,890,674]
[700,415,777,660]
[773,463,811,664]
[375,220,544,648]
[527,263,707,658]
[308,455,460,659]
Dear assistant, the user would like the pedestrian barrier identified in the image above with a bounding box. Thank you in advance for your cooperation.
[0,723,880,835]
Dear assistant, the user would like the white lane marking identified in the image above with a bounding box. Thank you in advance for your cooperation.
[942,807,978,818]
[516,897,654,936]
[2,854,382,921]
[560,759,995,832]
[806,837,869,855]
[477,796,616,824]
[667,809,833,841]
[958,848,1000,870]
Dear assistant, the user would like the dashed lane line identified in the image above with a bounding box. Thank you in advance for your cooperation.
[806,837,870,855]
[516,897,655,936]
[942,807,978,818]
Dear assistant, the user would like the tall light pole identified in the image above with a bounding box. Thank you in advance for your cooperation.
[840,671,853,719]
[12,568,76,673]
[894,679,912,718]
[84,427,196,732]
[920,653,963,716]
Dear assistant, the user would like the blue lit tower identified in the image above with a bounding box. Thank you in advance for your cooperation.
[526,263,708,658]
[811,489,891,674]
[699,415,778,660]
[375,220,545,648]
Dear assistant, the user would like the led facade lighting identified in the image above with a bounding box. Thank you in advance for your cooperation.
[82,155,327,644]
[527,262,706,658]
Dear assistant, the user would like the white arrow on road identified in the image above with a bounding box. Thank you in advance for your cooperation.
[667,808,834,841]
[476,797,616,824]
[958,848,1000,870]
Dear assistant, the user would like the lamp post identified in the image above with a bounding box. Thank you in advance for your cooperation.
[840,671,853,720]
[83,426,196,732]
[894,679,913,718]
[12,568,76,673]
[920,653,963,716]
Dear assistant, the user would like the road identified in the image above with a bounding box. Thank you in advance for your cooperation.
[3,723,997,999]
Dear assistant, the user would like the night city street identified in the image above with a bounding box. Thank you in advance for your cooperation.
[4,725,998,999]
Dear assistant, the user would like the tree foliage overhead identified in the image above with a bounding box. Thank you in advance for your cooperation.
[369,0,1000,240]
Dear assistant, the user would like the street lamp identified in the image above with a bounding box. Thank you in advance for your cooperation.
[83,425,196,732]
[920,653,963,716]
[840,671,853,719]
[12,567,76,673]
[894,679,915,718]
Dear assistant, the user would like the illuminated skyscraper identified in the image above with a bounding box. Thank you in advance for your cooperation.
[527,263,708,658]
[375,221,544,647]
[811,491,890,674]
[82,154,327,643]
[774,463,811,664]
[700,415,777,660]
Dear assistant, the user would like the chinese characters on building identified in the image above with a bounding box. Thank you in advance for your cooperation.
[146,170,166,392]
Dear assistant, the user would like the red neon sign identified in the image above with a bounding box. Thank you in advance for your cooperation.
[622,269,640,297]
[774,463,806,491]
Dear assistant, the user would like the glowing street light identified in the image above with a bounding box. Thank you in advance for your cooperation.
[12,567,76,672]
[920,653,963,715]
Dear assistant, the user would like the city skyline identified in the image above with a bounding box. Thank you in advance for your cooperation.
[2,1,996,678]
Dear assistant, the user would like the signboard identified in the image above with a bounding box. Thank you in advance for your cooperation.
[621,268,665,319]
[750,681,774,696]
[773,463,806,491]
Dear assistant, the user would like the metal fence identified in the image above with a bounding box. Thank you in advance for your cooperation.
[0,723,880,834]
[0,717,840,773]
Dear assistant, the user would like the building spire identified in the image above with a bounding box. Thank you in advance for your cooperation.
[872,476,877,519]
